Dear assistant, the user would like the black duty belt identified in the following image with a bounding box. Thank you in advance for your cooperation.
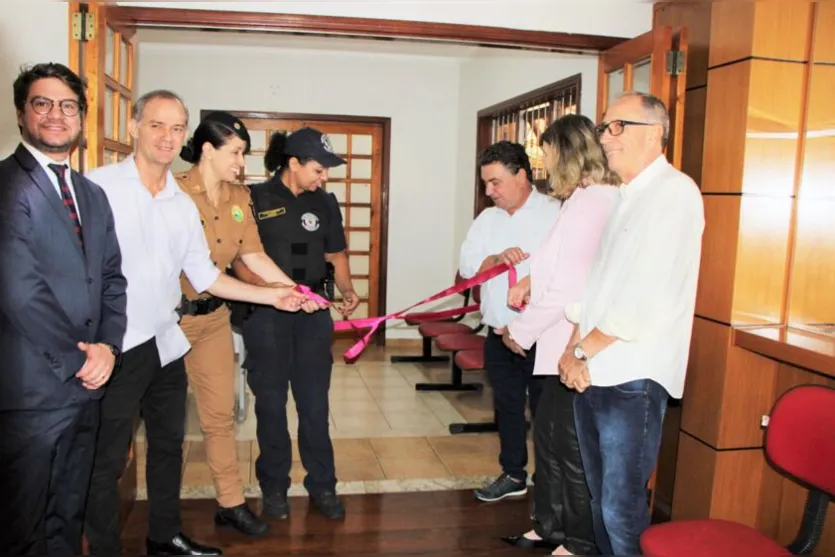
[179,296,226,317]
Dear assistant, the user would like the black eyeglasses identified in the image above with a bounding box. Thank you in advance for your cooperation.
[29,96,81,117]
[595,120,658,137]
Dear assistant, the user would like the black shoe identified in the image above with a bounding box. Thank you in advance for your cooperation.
[310,490,345,519]
[214,503,269,536]
[474,473,527,502]
[262,491,290,519]
[146,533,222,555]
[501,533,559,550]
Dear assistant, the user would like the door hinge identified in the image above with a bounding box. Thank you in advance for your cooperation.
[666,49,685,76]
[72,11,96,41]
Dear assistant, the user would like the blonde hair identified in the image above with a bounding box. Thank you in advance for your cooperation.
[540,114,620,200]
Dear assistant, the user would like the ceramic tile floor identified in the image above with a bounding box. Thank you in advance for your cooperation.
[135,342,535,499]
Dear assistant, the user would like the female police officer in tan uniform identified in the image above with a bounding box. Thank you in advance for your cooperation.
[175,111,325,537]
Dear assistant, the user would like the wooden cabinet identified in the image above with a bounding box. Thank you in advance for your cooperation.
[654,3,835,553]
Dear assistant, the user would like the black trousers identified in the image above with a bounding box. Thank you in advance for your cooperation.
[532,376,597,555]
[243,307,335,497]
[0,400,99,555]
[484,328,544,481]
[85,338,187,553]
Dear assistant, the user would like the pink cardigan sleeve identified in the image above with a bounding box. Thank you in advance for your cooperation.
[508,188,616,349]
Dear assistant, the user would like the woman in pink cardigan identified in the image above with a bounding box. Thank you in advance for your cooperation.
[498,114,620,556]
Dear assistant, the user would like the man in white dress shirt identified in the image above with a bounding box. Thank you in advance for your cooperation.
[459,141,560,502]
[83,90,306,556]
[559,92,705,556]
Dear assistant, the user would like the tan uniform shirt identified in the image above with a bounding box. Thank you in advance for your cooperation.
[175,166,263,301]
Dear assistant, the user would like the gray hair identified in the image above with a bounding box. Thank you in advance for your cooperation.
[132,89,189,123]
[615,91,669,148]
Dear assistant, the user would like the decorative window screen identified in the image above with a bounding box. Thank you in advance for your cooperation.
[475,75,581,216]
[489,89,579,182]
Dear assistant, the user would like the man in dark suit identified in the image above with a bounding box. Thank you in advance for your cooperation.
[0,62,127,555]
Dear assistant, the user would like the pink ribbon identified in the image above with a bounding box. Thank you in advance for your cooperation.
[328,263,518,363]
[294,284,331,306]
[400,303,481,322]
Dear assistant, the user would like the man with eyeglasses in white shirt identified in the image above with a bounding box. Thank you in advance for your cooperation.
[559,92,705,556]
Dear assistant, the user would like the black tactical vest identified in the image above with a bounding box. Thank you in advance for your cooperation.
[249,178,331,288]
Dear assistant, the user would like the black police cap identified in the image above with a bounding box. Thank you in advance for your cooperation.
[285,127,346,168]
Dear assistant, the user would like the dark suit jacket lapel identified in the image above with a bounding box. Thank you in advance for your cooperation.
[13,144,85,260]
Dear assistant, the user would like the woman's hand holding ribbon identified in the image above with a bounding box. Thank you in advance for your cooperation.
[507,275,531,310]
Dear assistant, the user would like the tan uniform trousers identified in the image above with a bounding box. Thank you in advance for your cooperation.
[180,305,245,508]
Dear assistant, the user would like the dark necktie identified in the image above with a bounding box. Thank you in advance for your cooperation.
[47,163,84,249]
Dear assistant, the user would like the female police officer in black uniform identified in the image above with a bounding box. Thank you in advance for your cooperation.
[232,127,359,520]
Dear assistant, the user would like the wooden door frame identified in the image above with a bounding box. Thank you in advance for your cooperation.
[596,25,687,167]
[108,6,627,53]
[596,27,673,123]
[210,110,391,346]
[69,2,138,172]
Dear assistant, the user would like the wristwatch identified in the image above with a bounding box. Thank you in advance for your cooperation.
[573,343,588,362]
[102,342,122,368]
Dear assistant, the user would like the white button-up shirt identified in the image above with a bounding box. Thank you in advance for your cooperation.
[86,157,220,366]
[565,156,705,398]
[459,189,560,328]
[21,141,81,224]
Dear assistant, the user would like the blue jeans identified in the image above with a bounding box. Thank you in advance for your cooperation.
[573,379,668,556]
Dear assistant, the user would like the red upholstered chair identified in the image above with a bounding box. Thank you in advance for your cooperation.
[446,348,498,435]
[390,272,477,364]
[415,279,483,342]
[414,332,485,392]
[640,385,835,557]
[434,333,486,353]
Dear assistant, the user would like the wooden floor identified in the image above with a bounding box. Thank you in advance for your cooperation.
[122,490,533,555]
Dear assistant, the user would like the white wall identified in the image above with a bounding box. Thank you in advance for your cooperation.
[0,1,69,158]
[118,1,652,39]
[453,51,599,255]
[138,32,462,338]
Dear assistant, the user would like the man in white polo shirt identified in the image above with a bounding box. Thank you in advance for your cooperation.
[559,92,705,556]
[460,141,560,502]
[82,90,306,556]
